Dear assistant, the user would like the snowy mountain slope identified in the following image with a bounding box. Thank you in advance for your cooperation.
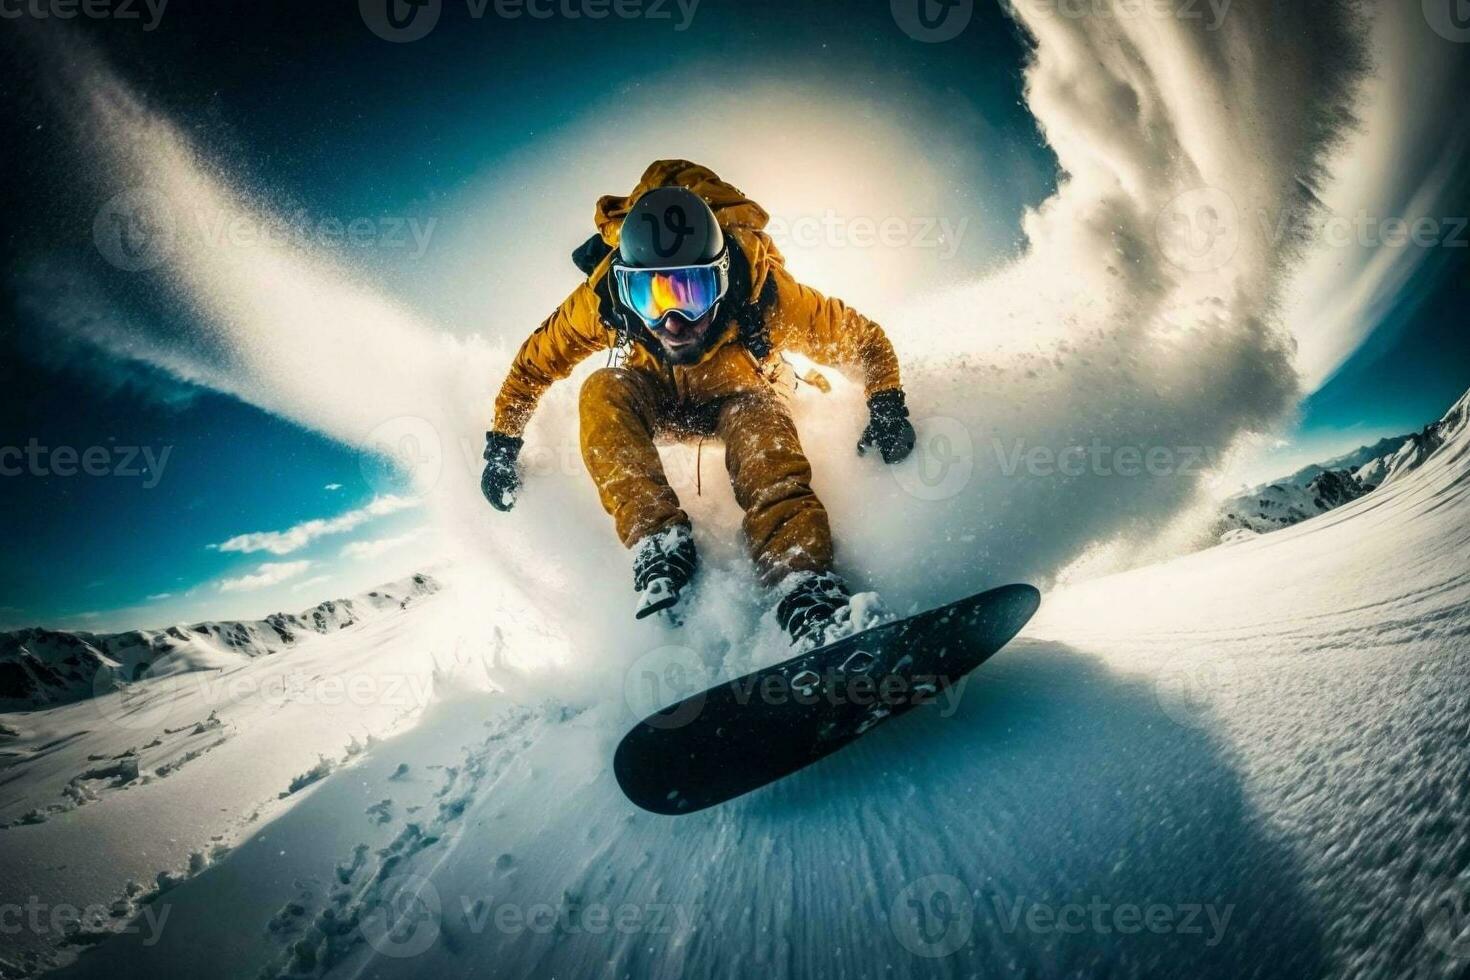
[0,573,518,977]
[1216,387,1470,537]
[5,386,1461,979]
[0,574,441,711]
[1215,466,1370,535]
[1359,389,1470,490]
[1266,435,1412,493]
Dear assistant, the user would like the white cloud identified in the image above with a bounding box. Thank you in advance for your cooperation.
[324,483,343,491]
[289,574,334,595]
[340,529,424,561]
[1281,2,1470,388]
[213,495,418,556]
[146,592,173,601]
[218,561,312,594]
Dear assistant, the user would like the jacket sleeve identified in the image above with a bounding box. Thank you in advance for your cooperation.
[768,266,902,397]
[493,284,612,436]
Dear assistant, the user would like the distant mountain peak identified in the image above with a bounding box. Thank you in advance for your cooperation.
[1217,385,1470,540]
[0,573,442,711]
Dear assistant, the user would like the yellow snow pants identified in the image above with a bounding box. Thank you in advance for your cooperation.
[579,366,833,585]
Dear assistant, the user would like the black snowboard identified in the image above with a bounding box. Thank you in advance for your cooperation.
[613,583,1041,814]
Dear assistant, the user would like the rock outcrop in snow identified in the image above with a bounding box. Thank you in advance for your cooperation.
[1216,386,1470,538]
[1356,389,1470,490]
[1216,467,1371,535]
[0,574,441,711]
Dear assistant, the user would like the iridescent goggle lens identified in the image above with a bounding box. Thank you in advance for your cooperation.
[613,259,728,328]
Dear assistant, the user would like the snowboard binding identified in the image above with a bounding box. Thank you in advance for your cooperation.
[632,525,698,622]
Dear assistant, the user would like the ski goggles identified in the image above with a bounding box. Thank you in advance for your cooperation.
[612,251,730,329]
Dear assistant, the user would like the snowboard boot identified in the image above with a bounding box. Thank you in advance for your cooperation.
[776,571,855,649]
[632,524,698,620]
[776,571,896,650]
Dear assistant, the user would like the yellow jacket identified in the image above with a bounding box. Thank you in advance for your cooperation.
[492,160,903,436]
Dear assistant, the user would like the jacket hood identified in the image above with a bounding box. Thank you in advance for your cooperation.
[595,159,769,243]
[592,160,780,297]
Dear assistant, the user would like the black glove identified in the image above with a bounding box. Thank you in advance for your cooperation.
[857,389,916,464]
[481,431,523,512]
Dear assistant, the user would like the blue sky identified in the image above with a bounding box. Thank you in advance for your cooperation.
[0,356,427,629]
[1227,248,1470,486]
[2,0,1467,630]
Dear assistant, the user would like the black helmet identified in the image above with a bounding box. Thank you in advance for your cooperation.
[618,187,725,268]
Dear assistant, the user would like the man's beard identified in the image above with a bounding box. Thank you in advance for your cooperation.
[653,311,719,365]
[662,337,717,365]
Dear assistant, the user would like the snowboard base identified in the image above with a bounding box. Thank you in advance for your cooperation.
[613,583,1041,814]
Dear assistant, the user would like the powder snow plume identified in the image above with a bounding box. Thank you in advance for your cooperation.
[8,0,1369,659]
[810,0,1370,600]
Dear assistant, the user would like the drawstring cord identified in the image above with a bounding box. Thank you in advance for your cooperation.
[695,435,705,496]
[780,354,832,393]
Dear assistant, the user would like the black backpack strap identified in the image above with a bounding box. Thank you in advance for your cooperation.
[727,240,776,360]
[572,233,613,277]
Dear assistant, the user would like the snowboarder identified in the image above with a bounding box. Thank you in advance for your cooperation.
[481,160,915,647]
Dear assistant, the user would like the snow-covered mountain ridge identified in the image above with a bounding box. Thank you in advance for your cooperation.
[4,365,1460,980]
[0,387,1466,978]
[0,574,441,711]
[1216,386,1469,537]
